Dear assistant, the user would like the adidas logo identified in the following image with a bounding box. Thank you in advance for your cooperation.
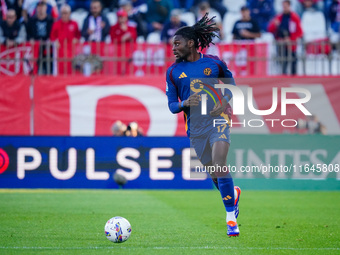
[223,195,232,201]
[179,72,187,78]
[219,134,227,139]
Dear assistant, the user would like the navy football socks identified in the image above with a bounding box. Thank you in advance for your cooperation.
[217,173,235,212]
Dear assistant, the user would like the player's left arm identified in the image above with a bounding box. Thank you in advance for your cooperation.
[210,60,235,116]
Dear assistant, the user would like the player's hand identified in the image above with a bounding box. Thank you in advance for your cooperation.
[183,92,200,107]
[210,98,228,116]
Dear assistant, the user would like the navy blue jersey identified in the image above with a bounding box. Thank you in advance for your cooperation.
[166,53,235,137]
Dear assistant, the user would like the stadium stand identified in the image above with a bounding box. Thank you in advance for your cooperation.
[223,0,246,13]
[179,11,195,26]
[256,31,275,43]
[222,12,242,42]
[70,9,89,31]
[106,11,118,25]
[301,10,327,42]
[274,0,299,13]
[0,0,339,76]
[146,31,161,43]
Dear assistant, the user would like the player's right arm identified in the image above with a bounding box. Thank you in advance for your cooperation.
[166,67,182,114]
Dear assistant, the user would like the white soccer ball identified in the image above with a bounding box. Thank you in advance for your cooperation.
[104,216,132,243]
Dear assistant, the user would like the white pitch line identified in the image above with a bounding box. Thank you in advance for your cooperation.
[0,246,339,250]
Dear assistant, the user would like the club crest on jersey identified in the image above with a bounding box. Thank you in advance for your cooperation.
[204,68,212,76]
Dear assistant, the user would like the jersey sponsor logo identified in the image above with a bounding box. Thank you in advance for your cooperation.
[179,72,187,78]
[204,68,212,76]
[190,79,204,93]
[190,79,223,111]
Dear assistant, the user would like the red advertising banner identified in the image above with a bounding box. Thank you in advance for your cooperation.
[0,76,31,135]
[1,76,339,136]
[33,76,186,136]
[33,76,340,136]
[0,42,268,76]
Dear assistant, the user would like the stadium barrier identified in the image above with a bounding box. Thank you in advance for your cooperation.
[0,75,339,136]
[0,135,339,189]
[0,40,339,76]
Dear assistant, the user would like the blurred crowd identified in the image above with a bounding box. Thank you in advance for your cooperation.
[0,0,339,75]
[1,0,339,44]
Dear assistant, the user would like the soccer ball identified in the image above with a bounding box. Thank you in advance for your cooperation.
[104,216,132,243]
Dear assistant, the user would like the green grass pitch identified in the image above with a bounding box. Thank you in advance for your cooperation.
[0,189,339,255]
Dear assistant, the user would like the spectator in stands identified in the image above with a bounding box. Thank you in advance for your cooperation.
[129,0,148,12]
[81,0,110,42]
[146,0,172,34]
[50,4,80,43]
[207,0,227,20]
[22,0,59,22]
[110,9,137,43]
[26,0,54,74]
[329,0,340,32]
[196,1,223,40]
[268,0,303,75]
[296,0,324,16]
[232,6,261,40]
[0,9,26,46]
[26,1,53,41]
[248,0,275,32]
[161,9,187,43]
[119,0,148,39]
[172,0,194,11]
[196,1,221,22]
[68,0,91,12]
[5,0,23,20]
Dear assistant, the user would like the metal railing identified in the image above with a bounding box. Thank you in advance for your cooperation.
[0,39,339,76]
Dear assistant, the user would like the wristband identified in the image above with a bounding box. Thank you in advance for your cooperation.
[181,101,184,109]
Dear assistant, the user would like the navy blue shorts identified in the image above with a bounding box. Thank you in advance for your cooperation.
[190,124,230,165]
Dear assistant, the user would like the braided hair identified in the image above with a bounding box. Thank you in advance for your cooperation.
[174,13,220,50]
